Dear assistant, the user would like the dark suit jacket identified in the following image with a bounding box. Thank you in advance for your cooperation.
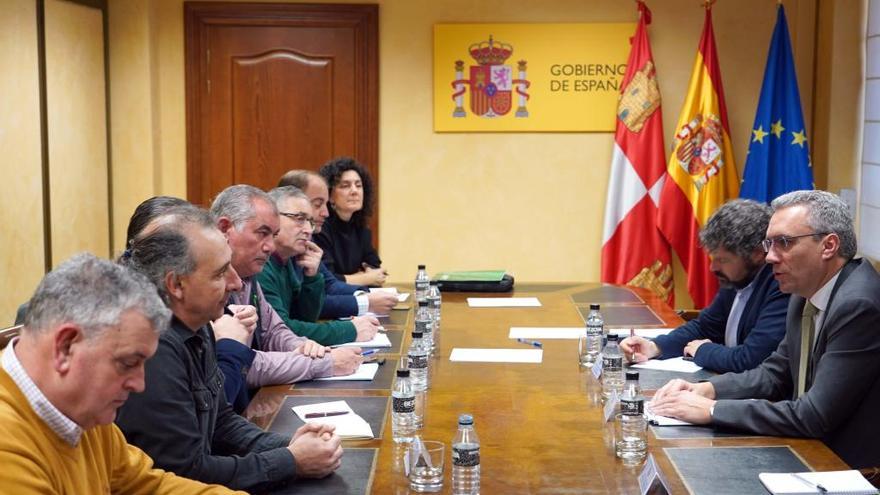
[710,258,880,468]
[318,261,367,319]
[654,264,788,373]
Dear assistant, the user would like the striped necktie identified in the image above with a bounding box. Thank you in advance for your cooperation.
[796,301,818,398]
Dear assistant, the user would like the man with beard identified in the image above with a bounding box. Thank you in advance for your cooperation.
[621,199,789,373]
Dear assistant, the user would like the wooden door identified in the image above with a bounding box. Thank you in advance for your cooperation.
[185,2,379,232]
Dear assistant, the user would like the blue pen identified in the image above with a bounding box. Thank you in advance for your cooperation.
[516,338,543,348]
[361,349,379,357]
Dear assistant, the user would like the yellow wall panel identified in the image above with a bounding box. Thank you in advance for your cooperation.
[109,0,160,253]
[0,0,45,325]
[45,0,110,264]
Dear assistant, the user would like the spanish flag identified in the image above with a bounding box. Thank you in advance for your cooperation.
[657,5,739,308]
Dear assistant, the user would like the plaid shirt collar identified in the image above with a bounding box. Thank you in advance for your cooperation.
[2,338,83,446]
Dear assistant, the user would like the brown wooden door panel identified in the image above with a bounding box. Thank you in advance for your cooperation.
[186,3,378,240]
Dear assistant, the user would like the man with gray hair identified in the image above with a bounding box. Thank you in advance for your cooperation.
[0,254,239,493]
[116,206,343,492]
[210,186,362,397]
[621,199,789,373]
[258,185,380,346]
[651,190,880,469]
[278,170,398,318]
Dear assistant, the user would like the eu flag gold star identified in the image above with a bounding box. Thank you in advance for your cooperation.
[752,125,769,143]
[770,119,785,138]
[791,129,807,147]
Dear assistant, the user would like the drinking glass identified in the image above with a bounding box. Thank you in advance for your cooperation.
[408,440,445,492]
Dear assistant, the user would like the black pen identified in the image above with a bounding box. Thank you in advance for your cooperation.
[304,411,349,419]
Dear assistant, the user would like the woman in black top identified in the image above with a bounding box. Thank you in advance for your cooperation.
[315,157,387,286]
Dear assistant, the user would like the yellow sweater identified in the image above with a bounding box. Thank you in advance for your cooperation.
[0,367,245,494]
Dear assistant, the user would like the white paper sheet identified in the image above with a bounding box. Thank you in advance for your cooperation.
[369,287,410,302]
[332,332,391,348]
[467,297,541,308]
[758,470,877,495]
[291,400,374,439]
[630,356,703,373]
[509,327,583,339]
[449,348,543,363]
[608,327,676,339]
[313,362,379,381]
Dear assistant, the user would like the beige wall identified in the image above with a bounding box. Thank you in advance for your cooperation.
[113,0,859,307]
[2,0,864,324]
[0,0,45,325]
[45,0,111,264]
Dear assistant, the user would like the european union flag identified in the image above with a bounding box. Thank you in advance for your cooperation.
[740,5,814,202]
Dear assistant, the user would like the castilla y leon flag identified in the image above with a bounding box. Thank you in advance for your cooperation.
[657,4,739,309]
[601,1,673,304]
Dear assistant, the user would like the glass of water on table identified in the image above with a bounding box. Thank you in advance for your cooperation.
[408,440,445,492]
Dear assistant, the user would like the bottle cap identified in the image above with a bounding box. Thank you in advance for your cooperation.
[397,368,411,378]
[458,414,474,425]
[429,280,438,286]
[590,303,600,310]
[625,371,639,381]
[418,264,426,269]
[418,300,428,307]
[607,334,619,342]
[411,331,423,338]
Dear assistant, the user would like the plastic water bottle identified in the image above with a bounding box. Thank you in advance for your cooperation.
[427,280,442,327]
[452,414,480,494]
[415,300,434,353]
[407,330,429,391]
[616,371,647,462]
[601,334,624,399]
[580,303,604,367]
[392,368,417,443]
[415,264,430,303]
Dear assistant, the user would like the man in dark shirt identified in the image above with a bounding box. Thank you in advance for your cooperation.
[116,205,342,492]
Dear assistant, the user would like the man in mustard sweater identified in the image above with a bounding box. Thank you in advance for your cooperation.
[0,253,240,494]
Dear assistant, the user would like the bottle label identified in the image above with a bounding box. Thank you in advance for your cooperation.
[415,320,431,333]
[393,396,415,413]
[620,398,644,416]
[416,281,429,291]
[409,354,428,369]
[586,323,603,336]
[602,355,622,370]
[452,445,480,467]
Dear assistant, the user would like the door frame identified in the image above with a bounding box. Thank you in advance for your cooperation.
[184,2,379,210]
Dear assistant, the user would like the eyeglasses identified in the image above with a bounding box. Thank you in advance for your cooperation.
[279,212,316,228]
[761,232,830,253]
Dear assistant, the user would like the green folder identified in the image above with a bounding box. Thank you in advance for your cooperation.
[434,270,507,282]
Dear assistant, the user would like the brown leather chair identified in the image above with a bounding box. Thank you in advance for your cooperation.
[0,325,22,349]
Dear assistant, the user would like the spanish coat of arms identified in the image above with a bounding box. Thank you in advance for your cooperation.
[450,35,531,118]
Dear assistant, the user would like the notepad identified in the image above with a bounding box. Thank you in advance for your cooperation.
[332,332,392,348]
[758,470,877,494]
[509,327,583,339]
[467,297,541,308]
[631,356,703,373]
[608,327,676,339]
[450,348,543,363]
[313,362,379,381]
[291,400,374,440]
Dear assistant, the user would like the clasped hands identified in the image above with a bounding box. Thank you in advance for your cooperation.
[648,379,717,425]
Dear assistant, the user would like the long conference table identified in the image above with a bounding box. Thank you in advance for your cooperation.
[245,283,849,494]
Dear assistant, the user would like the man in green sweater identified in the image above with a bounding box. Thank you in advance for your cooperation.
[259,186,379,346]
